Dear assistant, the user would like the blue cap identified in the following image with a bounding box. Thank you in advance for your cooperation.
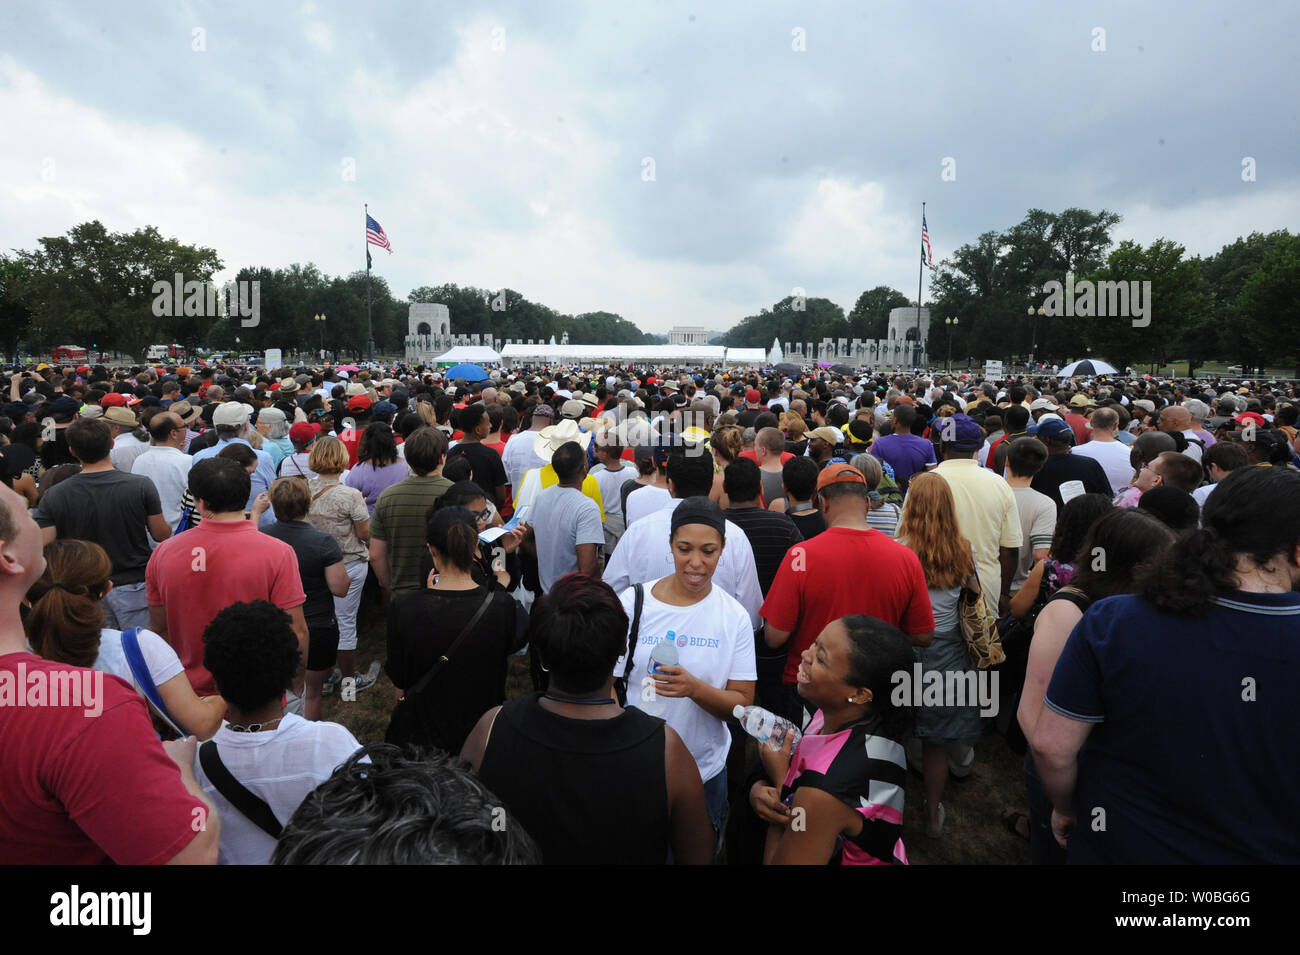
[939,413,983,451]
[372,400,397,418]
[1035,417,1075,445]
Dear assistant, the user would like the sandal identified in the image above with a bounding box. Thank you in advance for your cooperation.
[1001,809,1030,842]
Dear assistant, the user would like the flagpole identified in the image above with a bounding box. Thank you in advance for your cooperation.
[365,203,374,364]
[916,201,925,371]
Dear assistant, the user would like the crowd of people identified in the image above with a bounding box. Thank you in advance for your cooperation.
[1,358,1297,865]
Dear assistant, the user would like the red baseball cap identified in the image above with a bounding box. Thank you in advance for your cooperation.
[745,388,761,403]
[289,421,320,446]
[1234,412,1267,428]
[100,392,129,407]
[347,395,373,412]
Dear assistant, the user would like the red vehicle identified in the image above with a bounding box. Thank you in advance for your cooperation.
[51,346,88,363]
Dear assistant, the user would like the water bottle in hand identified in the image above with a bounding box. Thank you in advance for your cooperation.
[639,637,679,717]
[733,704,802,753]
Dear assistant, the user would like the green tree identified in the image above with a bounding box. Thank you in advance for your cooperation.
[17,221,221,359]
[0,255,35,361]
[847,286,910,339]
[1077,239,1211,372]
[1233,233,1300,375]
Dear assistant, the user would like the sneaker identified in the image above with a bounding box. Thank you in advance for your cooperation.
[946,742,975,780]
[320,667,343,697]
[924,802,946,839]
[346,662,381,695]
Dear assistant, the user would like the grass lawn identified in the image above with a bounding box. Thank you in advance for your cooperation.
[323,590,1031,865]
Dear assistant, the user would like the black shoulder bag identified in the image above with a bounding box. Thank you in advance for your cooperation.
[199,740,283,838]
[385,589,496,746]
[612,583,644,708]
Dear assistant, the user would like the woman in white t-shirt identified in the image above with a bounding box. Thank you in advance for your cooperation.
[616,496,757,839]
[24,539,227,739]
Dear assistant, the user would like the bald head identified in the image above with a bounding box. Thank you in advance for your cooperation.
[1132,430,1176,467]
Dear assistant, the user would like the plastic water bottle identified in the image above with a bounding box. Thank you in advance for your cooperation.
[638,638,679,717]
[733,704,802,753]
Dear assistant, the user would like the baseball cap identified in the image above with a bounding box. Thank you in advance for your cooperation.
[816,462,867,492]
[1030,397,1059,412]
[1234,411,1267,428]
[347,395,373,412]
[809,426,842,445]
[939,413,983,451]
[78,404,103,419]
[49,396,81,418]
[561,399,586,420]
[289,421,320,447]
[1069,393,1094,408]
[100,392,130,408]
[1035,417,1076,445]
[213,402,253,427]
[372,400,397,418]
[745,388,761,403]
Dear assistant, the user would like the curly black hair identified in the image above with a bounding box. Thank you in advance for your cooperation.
[202,600,300,711]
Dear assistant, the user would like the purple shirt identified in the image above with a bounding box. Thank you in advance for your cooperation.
[870,433,937,492]
[344,461,411,515]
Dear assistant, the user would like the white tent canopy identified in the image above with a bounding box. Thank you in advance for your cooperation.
[724,347,767,365]
[498,343,726,364]
[433,345,502,365]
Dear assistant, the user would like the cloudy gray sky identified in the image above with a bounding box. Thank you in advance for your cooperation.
[2,1,1296,335]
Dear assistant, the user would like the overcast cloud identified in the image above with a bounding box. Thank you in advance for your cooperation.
[2,1,1296,334]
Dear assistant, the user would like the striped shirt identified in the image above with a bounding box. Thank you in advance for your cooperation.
[370,474,453,594]
[724,505,803,596]
[782,710,908,865]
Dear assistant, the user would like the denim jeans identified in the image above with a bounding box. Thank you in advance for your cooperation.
[704,770,729,837]
[102,580,150,631]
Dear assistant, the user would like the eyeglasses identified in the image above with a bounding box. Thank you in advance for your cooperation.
[473,508,491,523]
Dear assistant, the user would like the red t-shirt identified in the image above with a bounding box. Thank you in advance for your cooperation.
[147,520,306,695]
[339,429,363,468]
[760,527,935,684]
[0,653,206,864]
[739,449,795,466]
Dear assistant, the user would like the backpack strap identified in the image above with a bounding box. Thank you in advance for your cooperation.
[198,741,283,838]
[614,583,644,706]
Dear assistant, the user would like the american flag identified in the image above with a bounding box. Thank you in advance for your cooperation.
[922,213,934,269]
[366,213,392,253]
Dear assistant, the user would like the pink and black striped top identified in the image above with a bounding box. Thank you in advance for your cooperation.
[781,710,909,865]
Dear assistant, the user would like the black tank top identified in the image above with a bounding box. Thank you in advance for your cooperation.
[477,693,670,865]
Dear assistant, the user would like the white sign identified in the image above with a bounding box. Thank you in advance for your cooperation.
[984,360,1004,378]
[264,348,282,372]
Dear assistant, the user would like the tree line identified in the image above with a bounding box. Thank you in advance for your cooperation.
[3,213,1296,371]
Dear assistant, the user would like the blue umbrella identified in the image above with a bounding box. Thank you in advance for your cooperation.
[443,363,490,382]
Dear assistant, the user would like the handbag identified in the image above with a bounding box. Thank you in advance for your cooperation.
[121,627,187,739]
[612,583,645,707]
[957,572,1005,669]
[385,589,496,747]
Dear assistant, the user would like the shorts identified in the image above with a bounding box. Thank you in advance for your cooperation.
[307,623,340,672]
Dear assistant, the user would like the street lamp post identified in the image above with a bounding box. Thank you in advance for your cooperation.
[314,313,327,360]
[1027,306,1044,371]
[945,316,958,372]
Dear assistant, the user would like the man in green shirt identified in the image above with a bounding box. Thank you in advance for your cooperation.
[370,427,451,598]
